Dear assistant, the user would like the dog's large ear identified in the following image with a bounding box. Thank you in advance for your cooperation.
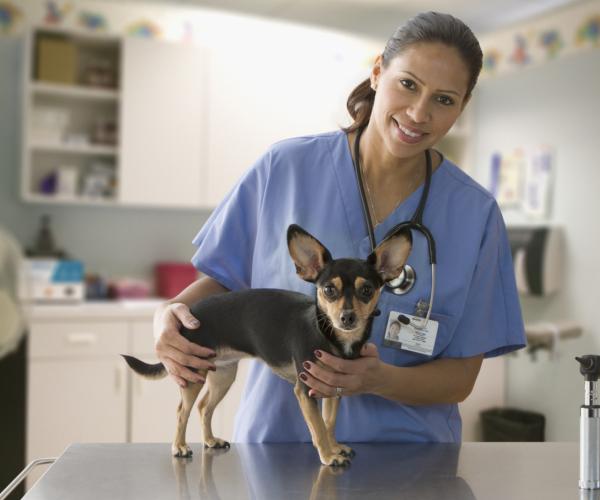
[367,228,412,283]
[287,224,332,283]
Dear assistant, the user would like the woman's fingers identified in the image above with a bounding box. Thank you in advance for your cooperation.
[299,370,339,398]
[170,302,201,329]
[154,303,217,387]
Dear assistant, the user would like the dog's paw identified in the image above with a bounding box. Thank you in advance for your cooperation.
[172,443,193,458]
[204,438,231,449]
[332,443,355,458]
[320,453,351,467]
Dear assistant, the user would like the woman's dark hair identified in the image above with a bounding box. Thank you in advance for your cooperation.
[344,11,483,133]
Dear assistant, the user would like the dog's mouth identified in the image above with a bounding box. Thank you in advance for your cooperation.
[332,317,365,333]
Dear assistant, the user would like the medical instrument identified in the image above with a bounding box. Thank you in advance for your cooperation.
[351,126,436,331]
[576,355,600,490]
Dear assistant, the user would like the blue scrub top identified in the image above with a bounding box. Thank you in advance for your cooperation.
[191,130,526,443]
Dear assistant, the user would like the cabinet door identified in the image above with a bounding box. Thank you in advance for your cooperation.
[26,359,127,487]
[129,320,248,443]
[119,37,206,208]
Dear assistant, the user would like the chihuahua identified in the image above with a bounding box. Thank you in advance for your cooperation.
[122,224,412,466]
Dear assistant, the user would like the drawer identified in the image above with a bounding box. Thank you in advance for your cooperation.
[29,321,128,359]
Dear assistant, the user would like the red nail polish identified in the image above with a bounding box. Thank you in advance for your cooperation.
[315,350,322,358]
[299,373,307,381]
[303,361,311,370]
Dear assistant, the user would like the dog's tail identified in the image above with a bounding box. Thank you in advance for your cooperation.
[121,354,167,380]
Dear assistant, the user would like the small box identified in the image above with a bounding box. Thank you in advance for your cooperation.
[19,259,85,303]
[155,262,198,299]
[36,35,77,84]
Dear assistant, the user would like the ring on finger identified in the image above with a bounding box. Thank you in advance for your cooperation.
[335,386,343,399]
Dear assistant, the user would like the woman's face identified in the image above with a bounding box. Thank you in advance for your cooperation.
[369,42,471,160]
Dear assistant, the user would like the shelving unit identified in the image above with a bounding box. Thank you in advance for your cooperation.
[22,26,121,204]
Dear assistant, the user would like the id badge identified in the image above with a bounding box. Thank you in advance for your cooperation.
[383,311,439,356]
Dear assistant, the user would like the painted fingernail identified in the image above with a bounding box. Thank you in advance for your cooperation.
[190,319,200,327]
[207,352,217,358]
[299,373,308,381]
[209,366,216,372]
[314,350,322,358]
[303,361,311,370]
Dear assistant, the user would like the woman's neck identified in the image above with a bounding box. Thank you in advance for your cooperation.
[354,124,425,187]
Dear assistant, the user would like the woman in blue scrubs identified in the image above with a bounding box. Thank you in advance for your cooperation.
[153,11,526,443]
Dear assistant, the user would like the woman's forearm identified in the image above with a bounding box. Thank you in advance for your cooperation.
[153,275,229,338]
[167,274,229,306]
[369,355,484,405]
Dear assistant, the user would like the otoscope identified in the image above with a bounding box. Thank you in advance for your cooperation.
[576,355,600,490]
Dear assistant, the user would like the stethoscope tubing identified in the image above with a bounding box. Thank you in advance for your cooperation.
[351,125,437,330]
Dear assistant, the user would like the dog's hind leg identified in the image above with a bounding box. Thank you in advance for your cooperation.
[172,380,204,457]
[294,380,350,467]
[198,363,237,449]
[322,397,354,459]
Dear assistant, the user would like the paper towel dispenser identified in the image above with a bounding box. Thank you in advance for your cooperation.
[507,226,562,296]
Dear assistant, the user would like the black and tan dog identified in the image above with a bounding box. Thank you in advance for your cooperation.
[123,224,412,466]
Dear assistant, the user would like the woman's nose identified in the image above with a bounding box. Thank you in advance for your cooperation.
[406,96,431,124]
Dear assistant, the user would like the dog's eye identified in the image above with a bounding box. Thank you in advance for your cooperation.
[323,285,337,298]
[360,285,374,298]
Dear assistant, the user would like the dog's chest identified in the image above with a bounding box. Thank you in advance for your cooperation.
[271,362,297,384]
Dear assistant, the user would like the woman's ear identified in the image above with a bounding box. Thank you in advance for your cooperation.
[370,54,383,91]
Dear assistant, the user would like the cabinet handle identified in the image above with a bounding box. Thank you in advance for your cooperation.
[66,333,98,345]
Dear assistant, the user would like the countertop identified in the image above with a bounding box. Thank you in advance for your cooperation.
[22,299,164,320]
[22,442,598,500]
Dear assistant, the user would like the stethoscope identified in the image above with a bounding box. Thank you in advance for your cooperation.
[351,125,437,330]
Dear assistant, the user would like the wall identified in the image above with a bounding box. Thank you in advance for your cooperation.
[471,47,600,441]
[0,0,378,282]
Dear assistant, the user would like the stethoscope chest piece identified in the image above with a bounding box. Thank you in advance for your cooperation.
[386,264,416,295]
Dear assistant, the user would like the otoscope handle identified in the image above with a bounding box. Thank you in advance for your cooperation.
[577,355,600,490]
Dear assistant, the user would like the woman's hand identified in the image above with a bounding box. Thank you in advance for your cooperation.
[300,343,383,398]
[154,302,217,388]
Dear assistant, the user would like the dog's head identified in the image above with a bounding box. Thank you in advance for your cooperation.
[287,224,412,352]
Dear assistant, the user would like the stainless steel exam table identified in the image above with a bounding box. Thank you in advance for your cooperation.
[4,441,596,500]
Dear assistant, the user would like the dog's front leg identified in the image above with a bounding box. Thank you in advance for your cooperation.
[293,380,350,467]
[322,397,354,458]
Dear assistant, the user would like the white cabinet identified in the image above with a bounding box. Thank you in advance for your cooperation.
[21,26,206,208]
[25,307,249,490]
[119,38,206,208]
[26,319,129,487]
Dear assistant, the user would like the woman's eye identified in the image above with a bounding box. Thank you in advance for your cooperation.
[437,95,455,106]
[400,79,416,90]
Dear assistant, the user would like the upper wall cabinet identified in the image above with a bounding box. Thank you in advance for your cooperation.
[21,25,206,209]
[119,37,205,208]
[21,24,379,209]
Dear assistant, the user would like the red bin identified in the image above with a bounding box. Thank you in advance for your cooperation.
[155,262,198,299]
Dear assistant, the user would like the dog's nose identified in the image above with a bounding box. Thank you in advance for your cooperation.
[340,310,357,328]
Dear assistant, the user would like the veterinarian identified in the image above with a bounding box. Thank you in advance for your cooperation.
[153,11,526,443]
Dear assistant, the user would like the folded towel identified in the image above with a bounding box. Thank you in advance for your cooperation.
[0,227,25,359]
